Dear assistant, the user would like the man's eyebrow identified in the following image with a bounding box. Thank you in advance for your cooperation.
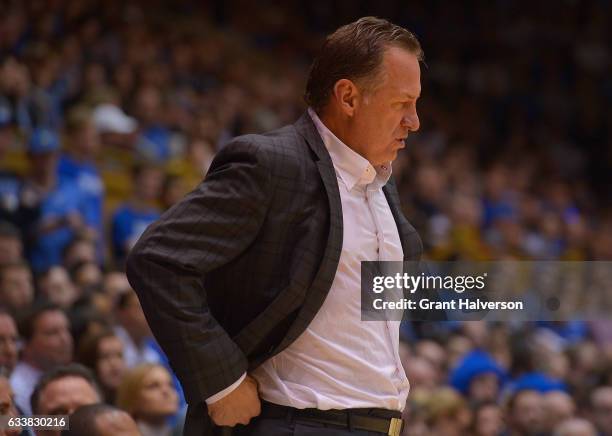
[399,91,421,99]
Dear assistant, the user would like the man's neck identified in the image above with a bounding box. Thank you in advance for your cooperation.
[316,109,367,163]
[318,111,351,148]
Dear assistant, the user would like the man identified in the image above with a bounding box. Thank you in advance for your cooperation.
[10,302,73,415]
[543,391,576,435]
[0,369,21,436]
[553,418,597,436]
[0,101,24,232]
[19,128,92,272]
[0,309,18,374]
[506,389,546,436]
[57,107,105,261]
[37,266,78,309]
[30,364,102,436]
[113,290,160,368]
[591,386,612,436]
[127,17,423,435]
[62,404,140,436]
[0,222,23,265]
[0,261,34,314]
[111,162,163,265]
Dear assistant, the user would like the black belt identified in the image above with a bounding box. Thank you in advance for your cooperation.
[259,401,404,436]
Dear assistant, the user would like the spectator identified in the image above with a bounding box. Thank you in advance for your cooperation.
[102,271,131,302]
[0,56,31,137]
[449,350,507,403]
[471,401,505,436]
[0,222,22,265]
[77,329,126,403]
[111,163,162,265]
[415,339,447,383]
[423,387,472,436]
[61,236,97,271]
[0,261,34,314]
[133,86,173,163]
[62,403,140,436]
[590,386,612,436]
[0,142,23,233]
[404,356,438,390]
[446,333,474,369]
[113,291,159,368]
[160,173,188,211]
[116,363,179,436]
[91,101,138,148]
[57,107,105,260]
[19,128,91,272]
[505,389,546,436]
[30,363,102,436]
[0,368,21,436]
[553,418,598,436]
[10,302,72,415]
[543,391,577,435]
[37,266,78,309]
[0,309,18,374]
[68,260,103,293]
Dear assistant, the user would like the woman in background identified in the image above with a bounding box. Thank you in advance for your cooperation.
[116,363,179,436]
[77,328,126,403]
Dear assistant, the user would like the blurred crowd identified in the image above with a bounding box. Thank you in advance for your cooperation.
[0,0,610,435]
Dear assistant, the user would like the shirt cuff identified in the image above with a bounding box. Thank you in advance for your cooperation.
[205,372,247,405]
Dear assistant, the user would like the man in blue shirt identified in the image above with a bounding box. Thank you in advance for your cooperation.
[20,128,91,272]
[111,163,163,265]
[57,108,105,262]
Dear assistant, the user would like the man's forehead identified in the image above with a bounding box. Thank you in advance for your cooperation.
[41,377,99,409]
[45,377,93,394]
[0,314,16,328]
[382,46,420,70]
[36,310,67,328]
[380,48,421,95]
[381,81,421,100]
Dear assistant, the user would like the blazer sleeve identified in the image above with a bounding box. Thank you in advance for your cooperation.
[125,139,273,404]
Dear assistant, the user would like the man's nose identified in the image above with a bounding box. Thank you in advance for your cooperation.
[401,111,420,132]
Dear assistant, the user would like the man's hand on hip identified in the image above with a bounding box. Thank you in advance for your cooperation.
[207,375,261,426]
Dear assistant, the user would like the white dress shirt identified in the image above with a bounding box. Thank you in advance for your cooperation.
[248,109,409,411]
[10,361,42,415]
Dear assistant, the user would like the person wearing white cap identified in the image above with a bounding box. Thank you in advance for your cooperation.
[92,104,138,135]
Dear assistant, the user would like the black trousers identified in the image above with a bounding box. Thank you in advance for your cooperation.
[228,415,388,436]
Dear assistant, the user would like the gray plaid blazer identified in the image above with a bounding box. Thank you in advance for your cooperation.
[125,112,422,435]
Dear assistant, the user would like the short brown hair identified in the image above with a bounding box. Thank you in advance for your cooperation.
[305,16,423,113]
[30,363,102,414]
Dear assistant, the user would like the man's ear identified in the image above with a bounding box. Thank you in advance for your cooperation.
[332,79,360,117]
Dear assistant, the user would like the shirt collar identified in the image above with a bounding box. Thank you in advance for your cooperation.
[308,108,392,191]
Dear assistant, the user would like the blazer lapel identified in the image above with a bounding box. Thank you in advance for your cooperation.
[272,113,344,354]
[383,180,423,261]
